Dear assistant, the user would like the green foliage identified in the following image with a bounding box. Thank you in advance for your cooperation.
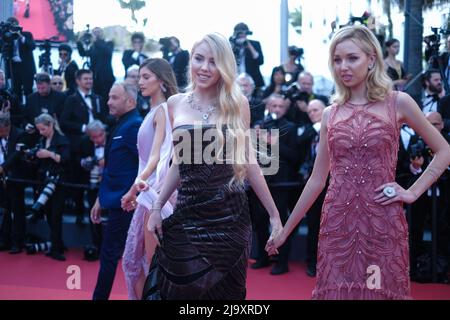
[117,0,147,24]
[289,7,302,35]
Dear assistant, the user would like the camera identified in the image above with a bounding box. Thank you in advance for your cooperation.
[259,113,278,130]
[20,144,40,162]
[0,88,13,110]
[159,37,172,60]
[31,175,59,213]
[409,139,432,160]
[81,156,100,171]
[80,24,93,46]
[288,46,304,59]
[281,82,310,104]
[37,39,54,73]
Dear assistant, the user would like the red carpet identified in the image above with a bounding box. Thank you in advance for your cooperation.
[1,250,450,300]
[16,0,62,41]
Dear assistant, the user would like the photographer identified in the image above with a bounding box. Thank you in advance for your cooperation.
[165,36,189,91]
[237,72,264,126]
[407,112,450,282]
[23,73,66,128]
[31,113,70,261]
[281,45,305,85]
[125,65,150,117]
[77,27,115,101]
[285,71,329,127]
[55,44,79,95]
[0,114,29,253]
[79,120,107,257]
[1,17,36,102]
[122,32,148,75]
[230,23,265,96]
[0,69,22,127]
[251,94,301,275]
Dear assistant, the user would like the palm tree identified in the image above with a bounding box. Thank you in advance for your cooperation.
[384,0,448,102]
[117,0,147,25]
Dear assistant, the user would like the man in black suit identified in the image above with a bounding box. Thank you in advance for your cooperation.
[230,23,265,95]
[77,27,115,101]
[60,69,111,224]
[55,44,79,96]
[166,37,189,91]
[122,32,148,75]
[3,17,36,102]
[437,94,450,133]
[0,114,28,254]
[251,94,301,275]
[23,73,67,128]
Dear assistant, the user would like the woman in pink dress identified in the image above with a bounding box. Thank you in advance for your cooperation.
[266,25,450,299]
[121,58,178,300]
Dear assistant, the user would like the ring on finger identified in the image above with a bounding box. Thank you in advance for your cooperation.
[383,186,396,198]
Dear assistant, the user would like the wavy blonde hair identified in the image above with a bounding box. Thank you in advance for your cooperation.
[329,25,393,104]
[189,33,249,184]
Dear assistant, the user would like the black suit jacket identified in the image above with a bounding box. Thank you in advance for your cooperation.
[56,60,79,95]
[1,126,28,179]
[78,134,107,184]
[60,91,111,149]
[170,50,189,89]
[122,50,148,74]
[438,94,450,133]
[77,39,115,86]
[242,40,265,88]
[35,131,70,180]
[23,90,67,126]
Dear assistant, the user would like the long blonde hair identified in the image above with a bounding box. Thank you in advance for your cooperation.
[329,25,392,104]
[189,33,249,184]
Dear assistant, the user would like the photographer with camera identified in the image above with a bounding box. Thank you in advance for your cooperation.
[77,27,115,101]
[0,113,29,254]
[0,69,22,127]
[1,17,36,102]
[79,120,107,259]
[285,71,329,127]
[30,113,70,261]
[122,32,148,76]
[165,36,189,91]
[23,73,66,130]
[407,112,450,283]
[281,46,305,85]
[251,94,301,275]
[55,44,79,95]
[230,23,265,96]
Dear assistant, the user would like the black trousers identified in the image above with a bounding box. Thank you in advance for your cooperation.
[10,61,34,101]
[0,181,26,247]
[93,207,133,300]
[42,188,65,252]
[305,189,326,267]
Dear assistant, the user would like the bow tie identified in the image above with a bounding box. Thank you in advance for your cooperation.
[426,94,438,99]
[85,94,93,99]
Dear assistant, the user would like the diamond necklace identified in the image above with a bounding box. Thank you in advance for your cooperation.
[187,92,217,123]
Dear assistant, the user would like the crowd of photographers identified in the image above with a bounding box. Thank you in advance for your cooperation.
[0,19,449,282]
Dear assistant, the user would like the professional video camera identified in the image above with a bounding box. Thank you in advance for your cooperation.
[80,24,93,46]
[159,37,172,60]
[38,39,53,74]
[424,27,450,67]
[30,175,59,213]
[0,21,23,57]
[281,82,310,104]
[16,143,40,162]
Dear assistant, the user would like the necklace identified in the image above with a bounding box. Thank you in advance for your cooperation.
[187,92,217,123]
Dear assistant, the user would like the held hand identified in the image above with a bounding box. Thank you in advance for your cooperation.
[134,177,149,192]
[90,199,102,224]
[36,149,51,159]
[374,182,417,206]
[121,191,137,212]
[265,228,286,257]
[265,216,283,256]
[148,209,163,246]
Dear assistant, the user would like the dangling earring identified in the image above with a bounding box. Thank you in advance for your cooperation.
[368,64,374,70]
[160,83,167,93]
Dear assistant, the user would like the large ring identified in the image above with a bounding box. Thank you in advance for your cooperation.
[383,186,396,198]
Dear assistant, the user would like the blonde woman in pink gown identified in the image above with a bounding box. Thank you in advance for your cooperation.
[266,25,450,300]
[121,58,178,300]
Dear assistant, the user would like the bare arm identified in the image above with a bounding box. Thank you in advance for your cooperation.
[267,107,331,251]
[375,92,450,205]
[242,99,282,238]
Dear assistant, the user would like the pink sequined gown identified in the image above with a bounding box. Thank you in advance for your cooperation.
[312,92,411,300]
[122,103,176,300]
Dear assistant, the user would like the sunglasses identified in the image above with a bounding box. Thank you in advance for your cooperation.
[52,82,63,85]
